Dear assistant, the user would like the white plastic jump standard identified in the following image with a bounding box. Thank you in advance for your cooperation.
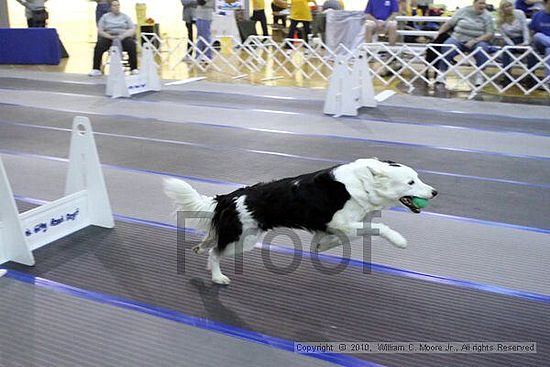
[324,53,377,117]
[106,43,161,98]
[0,116,114,266]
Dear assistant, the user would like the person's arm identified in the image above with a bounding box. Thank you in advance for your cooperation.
[97,16,114,39]
[388,0,399,20]
[97,26,114,39]
[519,10,530,44]
[438,8,460,35]
[437,20,453,35]
[500,25,515,46]
[117,28,136,40]
[15,0,32,9]
[117,15,136,40]
[464,32,493,48]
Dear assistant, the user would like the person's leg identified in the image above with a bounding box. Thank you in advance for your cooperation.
[285,19,298,47]
[259,10,268,36]
[27,18,33,28]
[121,37,138,70]
[186,21,194,55]
[251,10,260,34]
[365,20,377,43]
[438,37,462,72]
[302,21,310,42]
[204,19,212,59]
[472,41,490,68]
[385,19,398,46]
[196,18,206,58]
[92,37,112,70]
[532,33,550,78]
[500,37,523,83]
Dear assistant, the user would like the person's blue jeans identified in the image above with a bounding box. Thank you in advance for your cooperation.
[501,36,524,70]
[528,32,550,80]
[196,18,212,60]
[438,36,491,72]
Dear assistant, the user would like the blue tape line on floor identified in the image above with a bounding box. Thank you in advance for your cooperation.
[1,269,383,367]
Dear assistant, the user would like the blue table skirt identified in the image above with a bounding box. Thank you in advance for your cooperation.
[0,28,62,65]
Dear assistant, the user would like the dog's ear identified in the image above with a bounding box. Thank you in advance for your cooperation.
[367,165,385,178]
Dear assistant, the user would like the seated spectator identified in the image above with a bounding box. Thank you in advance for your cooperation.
[89,0,138,76]
[412,0,433,16]
[515,0,544,17]
[15,0,48,28]
[527,0,550,85]
[435,0,494,86]
[272,0,288,29]
[364,0,399,46]
[322,0,342,11]
[497,0,530,85]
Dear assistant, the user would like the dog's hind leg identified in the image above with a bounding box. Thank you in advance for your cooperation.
[193,231,217,254]
[208,230,261,285]
[312,233,344,252]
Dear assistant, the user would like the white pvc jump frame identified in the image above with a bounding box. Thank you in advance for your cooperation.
[0,117,114,270]
[324,52,377,117]
[106,43,161,98]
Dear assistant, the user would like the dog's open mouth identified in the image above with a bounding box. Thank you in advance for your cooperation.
[400,196,422,213]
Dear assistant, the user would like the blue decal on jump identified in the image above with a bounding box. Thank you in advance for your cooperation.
[25,208,80,238]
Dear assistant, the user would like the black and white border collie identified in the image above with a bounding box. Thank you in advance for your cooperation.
[164,158,437,284]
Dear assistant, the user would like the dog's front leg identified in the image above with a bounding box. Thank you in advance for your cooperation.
[330,222,407,249]
[370,223,407,248]
[208,249,231,285]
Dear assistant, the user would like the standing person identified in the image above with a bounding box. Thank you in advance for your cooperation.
[364,0,399,46]
[515,0,544,17]
[251,0,269,36]
[435,0,494,86]
[286,0,314,45]
[196,0,215,61]
[89,0,138,76]
[92,0,111,24]
[497,0,530,85]
[181,0,198,58]
[527,0,550,86]
[15,0,48,28]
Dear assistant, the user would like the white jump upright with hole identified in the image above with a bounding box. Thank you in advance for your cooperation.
[324,53,377,117]
[106,43,161,98]
[0,116,114,267]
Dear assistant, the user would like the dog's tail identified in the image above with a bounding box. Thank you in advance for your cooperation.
[163,178,216,229]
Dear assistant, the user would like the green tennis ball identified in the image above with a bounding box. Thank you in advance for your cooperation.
[412,197,429,209]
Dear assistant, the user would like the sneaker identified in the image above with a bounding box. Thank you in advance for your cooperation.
[131,69,140,75]
[390,60,402,71]
[473,73,484,87]
[435,74,445,84]
[88,69,102,77]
